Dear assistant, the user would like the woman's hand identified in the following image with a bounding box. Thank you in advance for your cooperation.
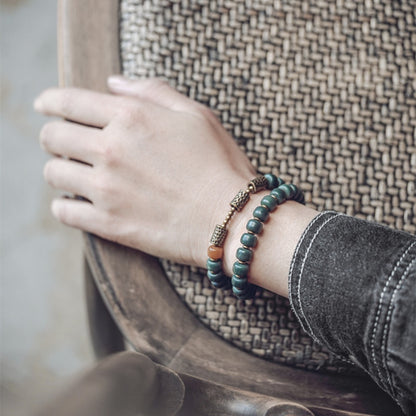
[35,77,256,267]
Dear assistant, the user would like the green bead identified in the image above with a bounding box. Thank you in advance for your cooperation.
[207,258,222,273]
[232,283,257,300]
[279,184,295,199]
[232,285,248,297]
[292,184,303,202]
[232,275,248,289]
[270,188,287,204]
[240,232,257,248]
[236,247,253,262]
[253,206,270,222]
[233,261,249,277]
[261,195,278,211]
[246,219,263,234]
[264,173,279,189]
[289,184,304,203]
[288,184,299,200]
[288,184,298,199]
[207,270,225,283]
[211,278,230,289]
[264,173,285,189]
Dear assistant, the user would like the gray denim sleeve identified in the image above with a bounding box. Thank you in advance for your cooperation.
[288,211,416,415]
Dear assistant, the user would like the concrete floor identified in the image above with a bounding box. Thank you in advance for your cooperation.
[1,1,95,414]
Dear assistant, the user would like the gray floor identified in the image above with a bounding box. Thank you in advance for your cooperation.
[1,1,94,415]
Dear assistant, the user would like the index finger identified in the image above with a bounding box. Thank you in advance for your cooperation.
[34,87,123,128]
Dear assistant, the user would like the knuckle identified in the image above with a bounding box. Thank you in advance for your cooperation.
[94,176,113,199]
[145,78,168,90]
[135,78,167,93]
[116,101,146,128]
[99,141,120,166]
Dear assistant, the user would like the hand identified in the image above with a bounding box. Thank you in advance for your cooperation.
[35,77,256,266]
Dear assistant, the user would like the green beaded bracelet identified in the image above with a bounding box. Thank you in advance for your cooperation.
[206,174,282,290]
[231,180,305,300]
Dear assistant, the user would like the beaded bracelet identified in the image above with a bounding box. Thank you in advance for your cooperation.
[232,180,305,300]
[206,174,276,289]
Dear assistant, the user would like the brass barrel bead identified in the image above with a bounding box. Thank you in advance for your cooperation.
[247,175,268,193]
[210,224,228,246]
[230,189,250,211]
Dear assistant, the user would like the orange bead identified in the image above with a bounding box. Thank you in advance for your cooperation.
[207,245,223,260]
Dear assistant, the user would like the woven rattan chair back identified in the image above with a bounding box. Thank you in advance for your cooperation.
[119,0,416,373]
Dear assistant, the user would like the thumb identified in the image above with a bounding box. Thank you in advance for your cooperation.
[107,75,198,114]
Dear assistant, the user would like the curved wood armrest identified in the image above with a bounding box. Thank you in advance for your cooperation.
[84,235,401,416]
[33,351,317,416]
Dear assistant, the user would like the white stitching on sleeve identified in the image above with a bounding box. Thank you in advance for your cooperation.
[288,211,333,324]
[296,213,342,341]
[381,256,415,397]
[370,241,416,390]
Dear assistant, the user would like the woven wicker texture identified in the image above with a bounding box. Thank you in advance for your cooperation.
[120,0,416,372]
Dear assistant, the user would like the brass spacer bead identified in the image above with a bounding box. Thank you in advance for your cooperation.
[230,189,250,211]
[210,224,228,246]
[248,175,268,193]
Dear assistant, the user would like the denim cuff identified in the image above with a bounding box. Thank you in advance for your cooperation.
[288,211,416,415]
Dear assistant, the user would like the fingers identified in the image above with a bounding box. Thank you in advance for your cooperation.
[107,75,207,115]
[44,158,94,199]
[51,198,111,237]
[34,87,124,128]
[40,120,101,165]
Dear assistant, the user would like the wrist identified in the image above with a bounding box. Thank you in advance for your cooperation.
[190,173,250,268]
[199,174,319,298]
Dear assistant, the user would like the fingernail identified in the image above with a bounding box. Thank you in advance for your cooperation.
[51,199,60,217]
[34,97,43,112]
[108,75,129,87]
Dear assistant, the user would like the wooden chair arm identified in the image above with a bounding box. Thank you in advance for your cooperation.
[34,351,317,416]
